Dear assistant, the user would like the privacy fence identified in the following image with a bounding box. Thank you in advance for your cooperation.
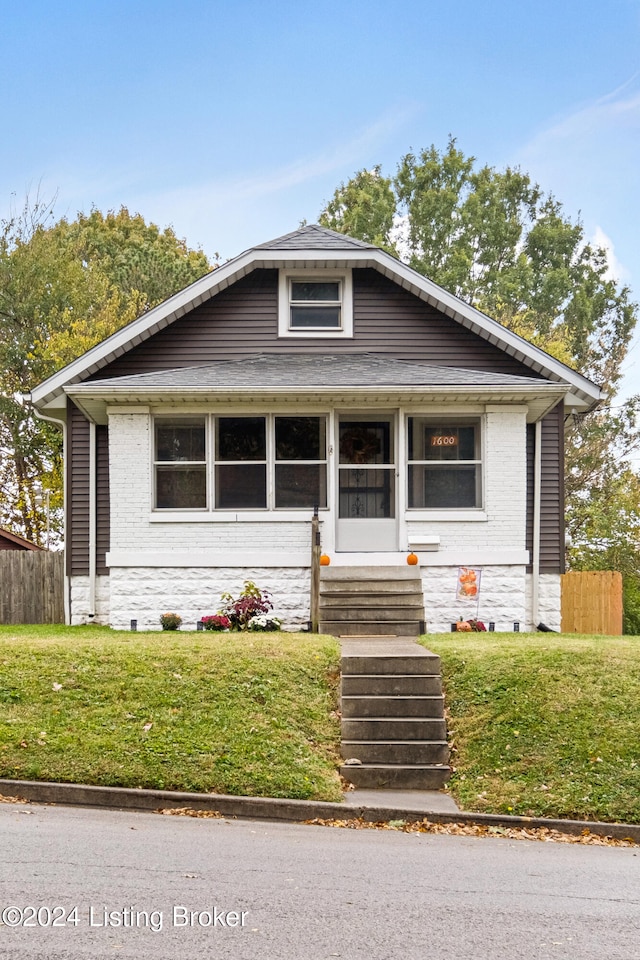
[0,551,64,625]
[560,570,623,636]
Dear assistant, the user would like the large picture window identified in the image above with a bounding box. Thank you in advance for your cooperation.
[407,418,482,509]
[154,415,327,511]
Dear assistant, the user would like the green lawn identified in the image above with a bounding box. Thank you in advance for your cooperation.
[425,633,640,824]
[2,626,638,824]
[0,626,342,801]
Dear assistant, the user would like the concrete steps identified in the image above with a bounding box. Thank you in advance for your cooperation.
[319,566,425,637]
[340,639,451,790]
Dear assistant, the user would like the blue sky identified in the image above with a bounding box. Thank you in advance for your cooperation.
[2,0,640,401]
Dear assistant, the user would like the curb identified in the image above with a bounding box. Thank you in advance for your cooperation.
[1,778,639,843]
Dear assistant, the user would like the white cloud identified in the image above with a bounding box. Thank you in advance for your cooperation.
[591,226,630,283]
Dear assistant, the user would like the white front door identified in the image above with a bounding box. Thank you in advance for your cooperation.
[336,415,397,552]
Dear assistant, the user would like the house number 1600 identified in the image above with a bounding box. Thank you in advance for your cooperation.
[431,435,458,446]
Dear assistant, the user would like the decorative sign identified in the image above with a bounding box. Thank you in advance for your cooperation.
[456,566,482,601]
[430,434,458,447]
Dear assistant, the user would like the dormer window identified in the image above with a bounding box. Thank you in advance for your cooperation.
[278,269,353,338]
[290,281,341,328]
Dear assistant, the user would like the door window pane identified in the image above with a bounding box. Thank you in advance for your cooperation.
[339,421,392,465]
[339,468,395,519]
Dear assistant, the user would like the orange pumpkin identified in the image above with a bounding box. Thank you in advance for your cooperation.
[407,552,419,565]
[319,554,331,566]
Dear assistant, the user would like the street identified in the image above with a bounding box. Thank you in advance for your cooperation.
[0,802,638,959]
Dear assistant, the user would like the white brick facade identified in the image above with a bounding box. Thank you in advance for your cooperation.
[67,404,560,631]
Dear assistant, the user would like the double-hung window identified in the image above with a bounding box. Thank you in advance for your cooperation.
[154,417,207,509]
[154,415,327,511]
[278,270,353,338]
[407,418,482,509]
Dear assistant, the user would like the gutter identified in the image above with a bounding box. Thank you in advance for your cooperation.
[88,422,97,621]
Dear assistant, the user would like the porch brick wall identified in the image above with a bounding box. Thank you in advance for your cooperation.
[421,565,528,633]
[107,567,310,631]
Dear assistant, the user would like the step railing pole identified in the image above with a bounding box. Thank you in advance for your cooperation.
[310,505,320,633]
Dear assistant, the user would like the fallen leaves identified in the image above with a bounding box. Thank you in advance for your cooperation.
[302,817,639,847]
[0,793,28,804]
[157,807,225,819]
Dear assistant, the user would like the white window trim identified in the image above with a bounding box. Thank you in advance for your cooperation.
[406,415,484,511]
[278,269,353,338]
[152,413,329,513]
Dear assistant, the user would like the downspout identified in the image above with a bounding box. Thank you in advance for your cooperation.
[28,403,71,625]
[88,421,97,620]
[532,419,542,628]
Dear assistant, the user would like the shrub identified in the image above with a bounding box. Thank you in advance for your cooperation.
[160,612,182,631]
[200,614,232,631]
[220,581,274,631]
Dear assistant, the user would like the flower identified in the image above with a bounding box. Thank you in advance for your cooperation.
[200,614,231,631]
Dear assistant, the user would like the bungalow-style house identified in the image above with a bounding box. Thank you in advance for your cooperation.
[29,225,601,632]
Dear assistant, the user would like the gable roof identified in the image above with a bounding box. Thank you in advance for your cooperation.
[29,224,601,416]
[0,527,44,551]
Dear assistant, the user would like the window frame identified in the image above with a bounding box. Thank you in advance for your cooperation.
[278,269,353,338]
[153,415,209,511]
[152,413,328,513]
[406,416,483,511]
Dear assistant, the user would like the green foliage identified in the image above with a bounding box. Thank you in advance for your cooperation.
[0,196,214,543]
[426,632,640,823]
[159,612,182,631]
[320,138,640,593]
[0,626,342,801]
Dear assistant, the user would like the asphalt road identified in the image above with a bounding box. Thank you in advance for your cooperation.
[0,803,638,960]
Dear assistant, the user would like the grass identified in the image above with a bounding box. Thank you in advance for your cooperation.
[0,625,342,802]
[424,632,640,824]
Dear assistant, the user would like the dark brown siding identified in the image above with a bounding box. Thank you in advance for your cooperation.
[67,401,110,577]
[93,269,541,379]
[96,425,110,575]
[68,401,89,576]
[540,402,565,573]
[526,402,565,575]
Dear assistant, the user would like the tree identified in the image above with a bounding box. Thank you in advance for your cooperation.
[0,198,213,544]
[320,139,640,629]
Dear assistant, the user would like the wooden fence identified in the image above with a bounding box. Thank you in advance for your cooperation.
[561,570,623,635]
[0,551,64,625]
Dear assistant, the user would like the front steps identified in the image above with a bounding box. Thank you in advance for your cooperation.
[319,566,425,637]
[340,639,451,790]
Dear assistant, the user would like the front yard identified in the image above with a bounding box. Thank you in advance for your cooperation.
[0,626,342,801]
